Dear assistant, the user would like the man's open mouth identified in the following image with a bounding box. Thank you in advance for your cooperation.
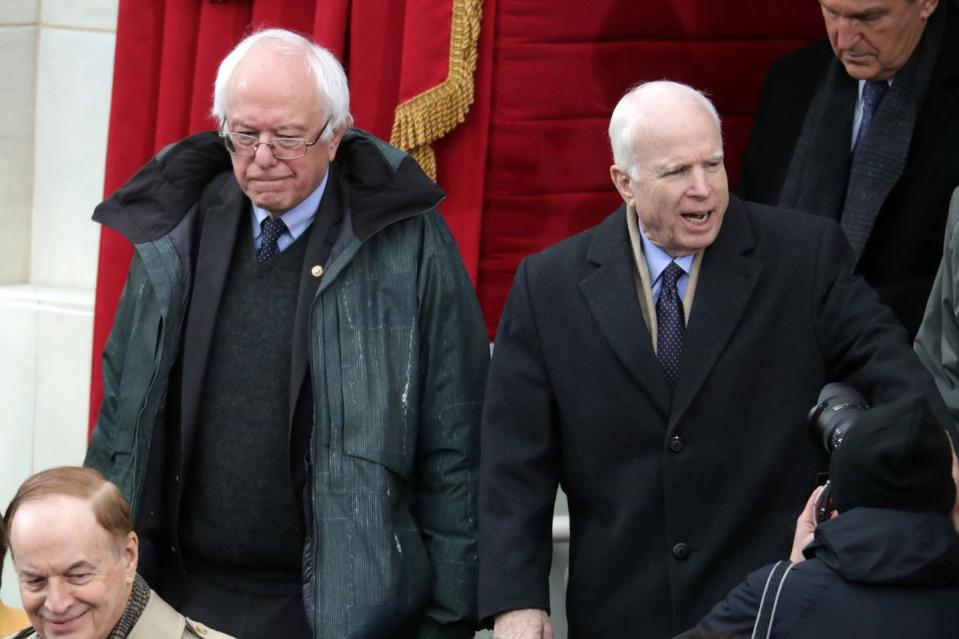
[681,211,711,224]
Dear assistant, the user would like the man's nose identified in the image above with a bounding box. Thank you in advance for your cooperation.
[44,580,74,614]
[688,166,710,197]
[835,18,860,50]
[253,139,278,167]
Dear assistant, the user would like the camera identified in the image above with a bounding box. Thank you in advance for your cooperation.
[807,383,869,522]
[807,382,870,453]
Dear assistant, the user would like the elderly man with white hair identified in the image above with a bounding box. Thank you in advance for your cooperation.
[477,80,951,638]
[84,28,488,639]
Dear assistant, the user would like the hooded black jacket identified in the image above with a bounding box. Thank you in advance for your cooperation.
[680,508,959,638]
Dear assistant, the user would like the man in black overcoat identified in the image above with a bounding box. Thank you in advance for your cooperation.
[478,80,953,639]
[739,0,959,338]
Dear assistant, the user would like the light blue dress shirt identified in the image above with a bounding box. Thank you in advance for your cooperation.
[637,223,694,303]
[251,169,330,252]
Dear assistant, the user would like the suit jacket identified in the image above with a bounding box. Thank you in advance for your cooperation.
[478,198,949,638]
[738,0,959,338]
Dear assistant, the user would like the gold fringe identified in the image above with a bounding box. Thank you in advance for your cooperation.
[390,0,484,181]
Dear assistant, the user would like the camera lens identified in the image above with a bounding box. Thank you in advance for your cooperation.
[808,383,869,453]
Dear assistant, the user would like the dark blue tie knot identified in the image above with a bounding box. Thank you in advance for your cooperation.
[862,80,888,110]
[661,261,683,292]
[657,261,686,390]
[855,80,888,150]
[257,216,288,262]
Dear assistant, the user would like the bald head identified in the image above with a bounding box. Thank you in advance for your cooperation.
[609,81,722,179]
[608,80,729,257]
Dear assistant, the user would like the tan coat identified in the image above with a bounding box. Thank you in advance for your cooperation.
[3,589,235,639]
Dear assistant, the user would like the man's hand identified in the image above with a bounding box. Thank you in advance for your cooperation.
[789,485,825,563]
[493,609,552,639]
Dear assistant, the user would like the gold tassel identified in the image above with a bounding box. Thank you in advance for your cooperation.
[390,0,484,182]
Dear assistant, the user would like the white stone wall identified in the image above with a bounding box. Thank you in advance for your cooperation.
[0,0,118,608]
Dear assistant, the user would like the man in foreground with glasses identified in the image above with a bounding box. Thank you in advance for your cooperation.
[84,28,488,639]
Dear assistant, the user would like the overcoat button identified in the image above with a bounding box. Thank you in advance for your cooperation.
[673,542,689,559]
[669,435,684,453]
[311,265,324,277]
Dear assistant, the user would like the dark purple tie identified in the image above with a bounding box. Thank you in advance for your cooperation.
[257,216,288,262]
[657,261,686,389]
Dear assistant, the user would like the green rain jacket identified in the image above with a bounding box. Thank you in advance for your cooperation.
[85,129,489,638]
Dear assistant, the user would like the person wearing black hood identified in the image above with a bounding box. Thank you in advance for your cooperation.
[679,393,959,638]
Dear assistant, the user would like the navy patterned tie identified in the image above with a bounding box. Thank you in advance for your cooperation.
[257,216,288,262]
[853,80,888,150]
[657,261,686,390]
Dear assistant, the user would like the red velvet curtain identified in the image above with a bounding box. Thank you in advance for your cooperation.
[474,0,825,338]
[89,0,822,429]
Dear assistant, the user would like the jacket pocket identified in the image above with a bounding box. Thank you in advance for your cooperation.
[337,274,419,483]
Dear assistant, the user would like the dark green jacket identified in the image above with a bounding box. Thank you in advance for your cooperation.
[85,129,489,638]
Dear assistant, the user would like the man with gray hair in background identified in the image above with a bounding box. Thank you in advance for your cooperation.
[478,80,950,638]
[84,28,488,639]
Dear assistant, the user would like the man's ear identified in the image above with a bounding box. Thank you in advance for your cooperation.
[610,165,635,208]
[123,531,139,583]
[919,0,940,20]
[326,126,346,162]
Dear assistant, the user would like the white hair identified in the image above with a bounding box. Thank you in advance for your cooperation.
[608,80,722,179]
[212,28,353,141]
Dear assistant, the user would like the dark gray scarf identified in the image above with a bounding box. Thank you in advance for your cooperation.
[779,4,947,259]
[106,574,151,639]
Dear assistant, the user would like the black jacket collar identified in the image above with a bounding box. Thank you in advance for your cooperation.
[93,129,444,245]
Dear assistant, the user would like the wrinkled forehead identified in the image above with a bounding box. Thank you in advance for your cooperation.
[227,47,322,120]
[9,495,106,547]
[635,103,722,155]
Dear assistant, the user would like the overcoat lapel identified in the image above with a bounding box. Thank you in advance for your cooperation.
[579,207,671,418]
[668,200,761,431]
[179,180,245,469]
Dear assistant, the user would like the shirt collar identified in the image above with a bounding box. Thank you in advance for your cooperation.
[637,217,694,283]
[251,169,329,240]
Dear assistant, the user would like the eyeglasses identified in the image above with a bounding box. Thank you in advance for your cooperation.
[221,119,330,160]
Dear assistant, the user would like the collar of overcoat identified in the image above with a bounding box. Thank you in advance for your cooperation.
[579,196,762,430]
